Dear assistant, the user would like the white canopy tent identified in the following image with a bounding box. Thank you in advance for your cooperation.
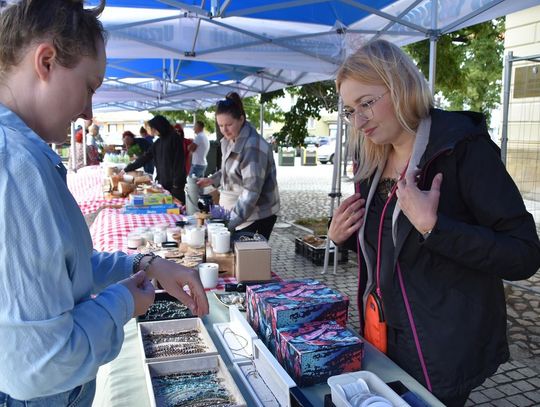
[88,0,540,273]
[92,0,540,110]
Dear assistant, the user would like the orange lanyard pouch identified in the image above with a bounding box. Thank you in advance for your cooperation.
[363,165,406,354]
[364,288,387,353]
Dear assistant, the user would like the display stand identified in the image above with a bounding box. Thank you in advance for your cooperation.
[93,293,444,407]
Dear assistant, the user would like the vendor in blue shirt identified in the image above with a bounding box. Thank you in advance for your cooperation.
[0,0,209,404]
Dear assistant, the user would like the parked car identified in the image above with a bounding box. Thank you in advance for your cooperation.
[317,136,330,146]
[317,138,337,164]
[293,136,319,156]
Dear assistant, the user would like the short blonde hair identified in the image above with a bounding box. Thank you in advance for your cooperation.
[336,39,433,181]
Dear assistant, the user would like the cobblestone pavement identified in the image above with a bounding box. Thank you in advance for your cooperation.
[272,157,540,406]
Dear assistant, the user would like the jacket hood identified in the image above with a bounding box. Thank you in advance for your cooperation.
[148,115,174,137]
[420,108,496,166]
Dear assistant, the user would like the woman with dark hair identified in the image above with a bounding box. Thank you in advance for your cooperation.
[198,92,280,240]
[0,1,208,403]
[328,39,540,406]
[125,115,187,202]
[123,130,153,174]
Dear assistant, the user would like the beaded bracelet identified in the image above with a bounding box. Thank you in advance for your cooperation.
[132,252,149,274]
[143,253,160,273]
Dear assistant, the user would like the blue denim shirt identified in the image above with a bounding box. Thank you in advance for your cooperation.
[0,104,135,400]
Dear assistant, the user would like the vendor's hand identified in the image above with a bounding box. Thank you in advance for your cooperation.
[196,178,213,188]
[119,270,155,317]
[145,257,209,317]
[328,193,365,246]
[396,171,442,234]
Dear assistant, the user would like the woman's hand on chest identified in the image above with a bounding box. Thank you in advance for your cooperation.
[396,171,443,235]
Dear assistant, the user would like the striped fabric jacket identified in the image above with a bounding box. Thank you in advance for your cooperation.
[210,121,280,230]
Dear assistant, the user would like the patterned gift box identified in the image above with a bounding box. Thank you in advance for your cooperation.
[277,320,363,386]
[246,279,349,354]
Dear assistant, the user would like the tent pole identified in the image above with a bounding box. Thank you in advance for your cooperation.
[82,124,87,167]
[259,77,264,136]
[501,51,513,166]
[70,122,76,172]
[428,0,438,94]
[322,98,344,275]
[260,101,264,137]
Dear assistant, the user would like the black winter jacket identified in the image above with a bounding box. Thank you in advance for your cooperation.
[346,109,540,399]
[125,118,185,199]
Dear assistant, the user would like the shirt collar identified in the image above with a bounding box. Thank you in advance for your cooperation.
[0,103,62,167]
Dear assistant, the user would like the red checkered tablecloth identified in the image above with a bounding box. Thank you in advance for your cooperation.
[67,165,105,202]
[78,197,128,216]
[90,208,184,252]
[90,208,237,289]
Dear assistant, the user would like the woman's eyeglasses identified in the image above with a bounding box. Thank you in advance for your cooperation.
[340,91,388,126]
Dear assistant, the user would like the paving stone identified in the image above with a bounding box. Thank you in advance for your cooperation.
[506,370,526,380]
[497,383,521,396]
[506,394,536,407]
[481,378,497,388]
[526,377,540,387]
[513,380,535,392]
[490,374,513,384]
[524,390,540,403]
[469,391,490,403]
[490,398,518,407]
[518,367,539,377]
[481,387,506,399]
[512,333,528,341]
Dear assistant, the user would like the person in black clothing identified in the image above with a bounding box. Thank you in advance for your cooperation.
[328,39,540,406]
[122,130,153,175]
[124,115,186,203]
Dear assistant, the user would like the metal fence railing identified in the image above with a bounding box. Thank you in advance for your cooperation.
[501,52,540,226]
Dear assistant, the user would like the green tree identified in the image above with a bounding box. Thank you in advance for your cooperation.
[271,81,338,147]
[242,95,284,134]
[150,94,284,136]
[405,18,505,121]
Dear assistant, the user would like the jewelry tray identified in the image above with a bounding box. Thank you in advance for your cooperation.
[144,354,247,407]
[136,291,193,323]
[213,307,296,407]
[138,317,218,363]
[213,306,257,363]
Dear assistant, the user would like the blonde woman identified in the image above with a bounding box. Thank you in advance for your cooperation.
[328,39,540,406]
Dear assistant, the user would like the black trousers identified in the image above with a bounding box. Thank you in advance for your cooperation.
[438,392,471,407]
[237,214,277,240]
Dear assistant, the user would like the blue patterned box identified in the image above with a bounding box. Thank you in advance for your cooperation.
[246,279,349,354]
[276,320,363,386]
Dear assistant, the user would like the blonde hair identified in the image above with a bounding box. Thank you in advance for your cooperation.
[336,39,433,181]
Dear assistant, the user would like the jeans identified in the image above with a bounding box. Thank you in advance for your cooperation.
[188,164,207,178]
[0,380,95,407]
